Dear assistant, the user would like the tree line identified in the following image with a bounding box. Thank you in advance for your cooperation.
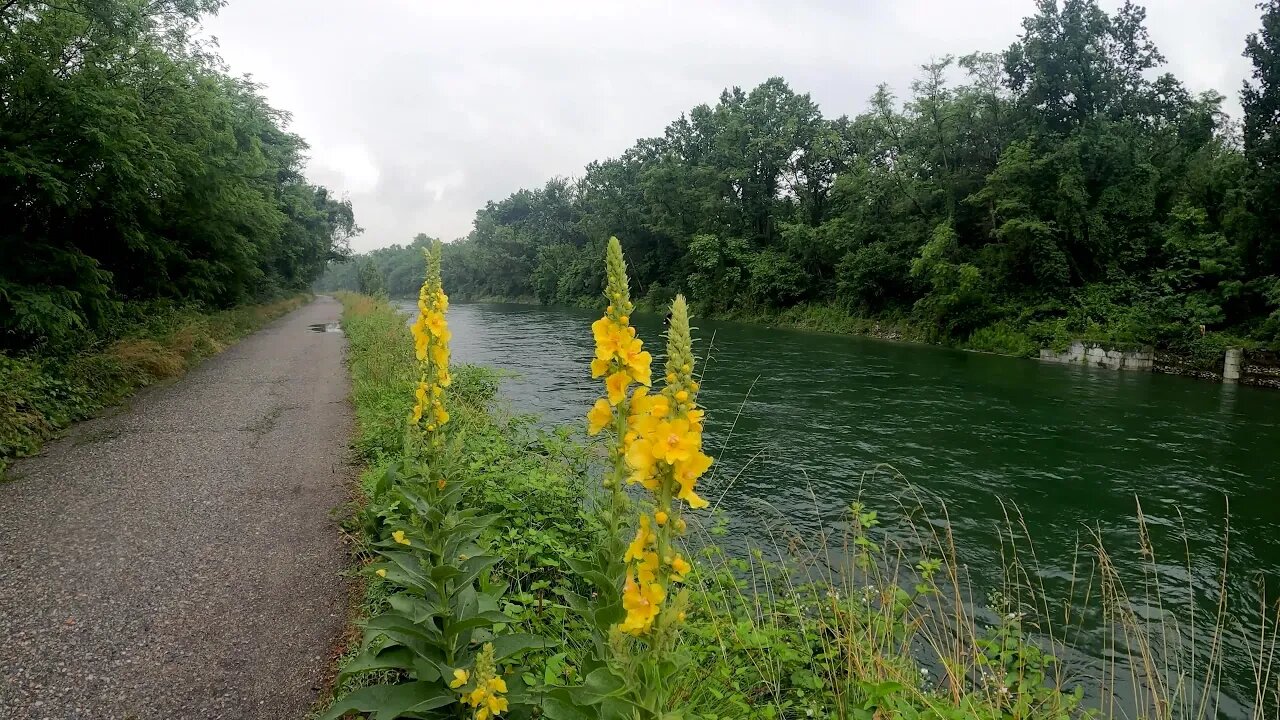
[2,0,359,353]
[323,0,1280,355]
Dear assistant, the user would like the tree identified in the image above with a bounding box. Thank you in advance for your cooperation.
[1243,0,1280,274]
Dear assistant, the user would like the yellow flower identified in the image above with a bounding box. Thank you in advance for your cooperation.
[586,398,612,435]
[450,668,469,689]
[679,486,709,510]
[591,316,614,344]
[487,677,508,694]
[590,356,610,379]
[437,478,447,490]
[433,405,449,426]
[624,438,658,489]
[392,530,410,546]
[654,510,668,526]
[605,371,630,406]
[624,514,653,562]
[427,312,450,340]
[375,568,387,578]
[674,451,713,509]
[670,554,692,580]
[486,693,508,715]
[620,570,666,635]
[618,338,652,386]
[430,344,449,369]
[650,418,699,465]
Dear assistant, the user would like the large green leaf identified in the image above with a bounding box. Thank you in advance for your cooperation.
[339,646,415,680]
[488,633,554,661]
[320,681,454,720]
[388,593,442,625]
[539,691,599,720]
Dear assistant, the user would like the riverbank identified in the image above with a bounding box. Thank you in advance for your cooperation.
[441,293,1272,385]
[0,294,310,473]
[325,292,1269,719]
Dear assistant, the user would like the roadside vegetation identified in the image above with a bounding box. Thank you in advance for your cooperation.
[320,0,1280,366]
[327,239,1276,719]
[0,295,309,472]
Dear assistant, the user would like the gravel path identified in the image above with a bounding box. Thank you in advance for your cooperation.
[0,297,354,720]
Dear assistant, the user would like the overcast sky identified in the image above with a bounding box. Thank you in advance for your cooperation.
[202,0,1261,253]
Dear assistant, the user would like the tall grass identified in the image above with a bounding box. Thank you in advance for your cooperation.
[679,465,1279,720]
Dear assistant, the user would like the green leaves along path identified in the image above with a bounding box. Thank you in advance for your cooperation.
[322,0,1280,362]
[1,1,358,353]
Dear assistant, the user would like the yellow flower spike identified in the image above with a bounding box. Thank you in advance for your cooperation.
[392,530,410,545]
[450,668,469,689]
[464,644,506,717]
[604,237,634,317]
[410,240,452,441]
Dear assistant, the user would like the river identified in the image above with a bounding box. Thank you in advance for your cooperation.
[423,300,1278,717]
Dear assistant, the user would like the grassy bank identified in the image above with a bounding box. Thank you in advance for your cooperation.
[0,295,310,472]
[329,292,1274,720]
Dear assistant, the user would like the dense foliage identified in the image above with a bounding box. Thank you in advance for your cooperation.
[1,0,358,353]
[323,0,1280,356]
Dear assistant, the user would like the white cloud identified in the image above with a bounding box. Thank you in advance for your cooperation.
[201,0,1260,252]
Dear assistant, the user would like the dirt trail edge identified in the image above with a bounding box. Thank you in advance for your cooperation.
[0,296,354,720]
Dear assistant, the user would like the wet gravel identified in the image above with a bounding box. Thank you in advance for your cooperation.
[0,297,355,719]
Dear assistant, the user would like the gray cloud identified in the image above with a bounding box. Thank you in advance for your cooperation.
[202,0,1260,252]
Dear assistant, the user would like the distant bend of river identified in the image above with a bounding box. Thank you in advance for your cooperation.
[407,300,1279,718]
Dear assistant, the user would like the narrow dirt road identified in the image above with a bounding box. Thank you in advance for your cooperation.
[0,297,353,720]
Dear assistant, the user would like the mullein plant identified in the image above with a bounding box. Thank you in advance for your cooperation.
[549,239,712,720]
[409,240,452,450]
[329,241,545,720]
[586,237,653,579]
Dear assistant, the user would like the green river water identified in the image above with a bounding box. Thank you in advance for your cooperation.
[427,301,1279,717]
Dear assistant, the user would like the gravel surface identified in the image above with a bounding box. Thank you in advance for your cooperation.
[0,297,355,720]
